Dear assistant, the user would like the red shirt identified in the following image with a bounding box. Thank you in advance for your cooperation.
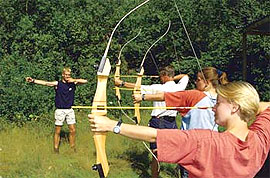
[157,108,270,178]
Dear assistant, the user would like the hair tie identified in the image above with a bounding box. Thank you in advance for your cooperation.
[217,69,223,77]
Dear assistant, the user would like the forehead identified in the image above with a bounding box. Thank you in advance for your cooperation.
[63,71,71,75]
[197,72,203,78]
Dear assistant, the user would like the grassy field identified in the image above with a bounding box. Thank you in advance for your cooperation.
[0,111,180,178]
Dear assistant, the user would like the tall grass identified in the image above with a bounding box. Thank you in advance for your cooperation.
[0,111,179,178]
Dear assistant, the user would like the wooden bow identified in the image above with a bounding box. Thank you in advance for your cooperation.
[91,57,111,177]
[91,1,150,177]
[114,30,141,104]
[133,21,171,124]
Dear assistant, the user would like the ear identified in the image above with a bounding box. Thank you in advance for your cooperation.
[232,103,240,113]
[204,80,211,89]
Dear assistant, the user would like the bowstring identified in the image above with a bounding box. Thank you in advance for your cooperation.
[173,0,217,133]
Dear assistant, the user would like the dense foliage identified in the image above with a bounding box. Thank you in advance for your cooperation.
[0,0,269,122]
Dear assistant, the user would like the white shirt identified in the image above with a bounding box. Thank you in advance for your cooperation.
[141,75,189,117]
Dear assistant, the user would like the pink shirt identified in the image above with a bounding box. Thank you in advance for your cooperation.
[157,108,270,178]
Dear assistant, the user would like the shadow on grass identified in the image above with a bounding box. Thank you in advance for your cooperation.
[121,149,151,178]
[161,164,180,178]
[59,130,70,145]
[122,149,180,178]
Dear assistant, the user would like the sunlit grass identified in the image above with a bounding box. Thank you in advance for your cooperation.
[0,111,179,178]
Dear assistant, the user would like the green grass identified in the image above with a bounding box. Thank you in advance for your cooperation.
[0,111,180,178]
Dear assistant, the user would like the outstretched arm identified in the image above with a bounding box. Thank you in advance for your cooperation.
[88,114,157,142]
[115,78,136,88]
[25,77,57,87]
[133,92,165,103]
[66,78,88,85]
[173,74,188,81]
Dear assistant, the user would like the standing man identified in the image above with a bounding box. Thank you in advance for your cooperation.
[115,66,189,178]
[26,67,87,153]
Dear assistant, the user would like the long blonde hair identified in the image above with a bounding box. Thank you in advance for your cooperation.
[216,81,260,123]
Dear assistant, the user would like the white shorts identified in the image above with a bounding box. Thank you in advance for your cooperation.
[54,109,76,126]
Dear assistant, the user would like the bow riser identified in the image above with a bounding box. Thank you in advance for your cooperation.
[91,58,111,177]
[114,60,121,101]
[133,67,144,124]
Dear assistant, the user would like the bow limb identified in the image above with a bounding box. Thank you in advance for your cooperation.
[133,21,171,124]
[98,0,150,72]
[91,58,111,178]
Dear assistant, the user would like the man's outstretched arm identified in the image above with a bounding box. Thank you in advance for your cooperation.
[25,77,57,87]
[66,78,88,85]
[133,92,165,103]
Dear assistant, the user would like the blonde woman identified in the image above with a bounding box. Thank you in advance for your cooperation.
[89,82,270,178]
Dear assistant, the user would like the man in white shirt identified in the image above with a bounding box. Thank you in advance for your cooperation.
[115,66,189,178]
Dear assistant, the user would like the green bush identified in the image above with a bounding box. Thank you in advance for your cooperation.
[0,0,269,124]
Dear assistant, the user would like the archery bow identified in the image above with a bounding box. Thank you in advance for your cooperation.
[115,29,142,123]
[132,21,171,174]
[133,20,171,124]
[115,29,141,106]
[91,1,150,177]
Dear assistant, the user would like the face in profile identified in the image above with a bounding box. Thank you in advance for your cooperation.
[212,95,233,126]
[195,72,207,91]
[159,75,167,84]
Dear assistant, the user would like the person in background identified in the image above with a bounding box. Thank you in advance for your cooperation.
[89,81,270,178]
[26,67,87,153]
[115,65,189,178]
[133,66,229,177]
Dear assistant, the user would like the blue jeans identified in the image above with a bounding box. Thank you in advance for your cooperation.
[179,165,189,178]
[149,116,177,149]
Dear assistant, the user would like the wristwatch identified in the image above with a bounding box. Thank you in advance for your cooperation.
[113,120,122,134]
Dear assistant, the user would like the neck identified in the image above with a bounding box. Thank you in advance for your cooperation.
[205,88,217,98]
[167,77,174,82]
[226,118,249,141]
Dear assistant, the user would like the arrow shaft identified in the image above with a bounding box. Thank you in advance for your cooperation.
[73,106,212,110]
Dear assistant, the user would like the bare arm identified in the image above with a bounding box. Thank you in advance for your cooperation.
[25,77,57,87]
[115,78,135,88]
[88,114,157,142]
[133,92,165,103]
[173,74,188,81]
[66,78,88,85]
